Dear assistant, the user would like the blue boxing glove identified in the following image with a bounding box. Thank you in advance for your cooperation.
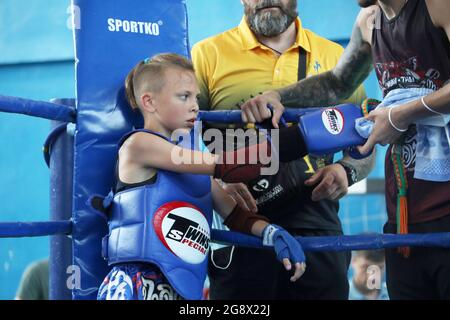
[297,103,373,158]
[262,224,306,281]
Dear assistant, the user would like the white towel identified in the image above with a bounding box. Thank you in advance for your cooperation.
[356,88,450,182]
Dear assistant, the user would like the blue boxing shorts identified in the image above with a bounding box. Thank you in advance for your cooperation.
[97,263,183,300]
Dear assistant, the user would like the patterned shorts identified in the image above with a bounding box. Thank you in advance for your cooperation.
[97,263,183,300]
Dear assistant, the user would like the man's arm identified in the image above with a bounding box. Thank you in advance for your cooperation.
[304,150,376,202]
[341,149,376,183]
[283,12,376,191]
[426,0,450,40]
[241,9,375,127]
[279,18,374,107]
[358,1,450,154]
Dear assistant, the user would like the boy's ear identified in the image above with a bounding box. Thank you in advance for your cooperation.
[140,92,156,113]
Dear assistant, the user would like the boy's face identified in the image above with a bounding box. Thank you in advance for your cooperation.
[150,68,200,134]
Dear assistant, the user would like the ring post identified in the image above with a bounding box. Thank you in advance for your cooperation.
[49,99,75,300]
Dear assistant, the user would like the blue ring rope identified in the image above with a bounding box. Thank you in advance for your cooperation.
[0,221,72,238]
[198,108,319,124]
[1,94,315,125]
[1,221,450,252]
[212,230,450,251]
[0,95,76,123]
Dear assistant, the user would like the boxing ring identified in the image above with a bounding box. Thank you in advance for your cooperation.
[1,0,450,300]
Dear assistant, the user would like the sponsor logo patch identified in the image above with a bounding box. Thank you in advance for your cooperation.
[322,108,344,135]
[252,179,270,192]
[107,18,162,36]
[153,201,210,264]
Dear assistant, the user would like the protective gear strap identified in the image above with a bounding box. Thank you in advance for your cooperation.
[223,204,269,234]
[214,141,271,183]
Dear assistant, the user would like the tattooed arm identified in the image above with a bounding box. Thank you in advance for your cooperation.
[241,8,376,128]
[279,22,374,106]
[341,149,376,183]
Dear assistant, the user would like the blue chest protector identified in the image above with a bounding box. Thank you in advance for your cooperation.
[103,129,212,300]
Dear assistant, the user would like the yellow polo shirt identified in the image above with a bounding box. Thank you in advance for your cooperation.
[191,17,366,111]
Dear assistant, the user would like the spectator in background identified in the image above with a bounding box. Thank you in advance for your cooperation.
[349,249,389,300]
[15,258,49,300]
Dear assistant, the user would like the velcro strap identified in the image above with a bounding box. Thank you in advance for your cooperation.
[262,224,278,246]
[101,235,109,261]
[214,141,272,183]
[102,190,114,209]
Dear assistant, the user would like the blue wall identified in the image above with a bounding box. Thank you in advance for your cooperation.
[0,0,384,299]
[0,0,75,299]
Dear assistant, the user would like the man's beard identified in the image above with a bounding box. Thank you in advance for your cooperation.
[358,0,378,8]
[244,0,298,37]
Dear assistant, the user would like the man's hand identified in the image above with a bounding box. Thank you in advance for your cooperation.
[304,163,349,201]
[240,91,285,128]
[358,107,405,155]
[223,182,258,213]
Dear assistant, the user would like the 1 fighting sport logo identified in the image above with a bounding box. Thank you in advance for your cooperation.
[154,201,210,264]
[322,108,344,135]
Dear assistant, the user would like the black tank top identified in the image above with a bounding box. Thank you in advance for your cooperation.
[114,160,157,193]
[372,0,450,224]
[372,0,450,97]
